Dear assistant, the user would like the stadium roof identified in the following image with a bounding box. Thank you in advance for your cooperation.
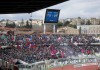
[0,0,68,14]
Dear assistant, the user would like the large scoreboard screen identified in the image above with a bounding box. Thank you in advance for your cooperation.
[44,9,60,23]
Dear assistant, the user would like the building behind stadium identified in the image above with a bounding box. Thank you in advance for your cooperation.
[77,25,100,35]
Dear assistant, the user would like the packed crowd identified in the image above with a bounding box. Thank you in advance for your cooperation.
[0,32,100,63]
[69,35,100,55]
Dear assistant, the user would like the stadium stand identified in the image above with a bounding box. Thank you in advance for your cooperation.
[0,32,100,70]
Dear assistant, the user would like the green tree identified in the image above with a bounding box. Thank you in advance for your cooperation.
[29,23,32,29]
[12,22,16,28]
[6,20,9,27]
[6,22,9,27]
[80,20,84,25]
[25,20,30,28]
[57,22,63,28]
[86,20,91,25]
[20,19,24,27]
[67,24,77,28]
[78,17,81,19]
[6,21,16,28]
[64,21,70,26]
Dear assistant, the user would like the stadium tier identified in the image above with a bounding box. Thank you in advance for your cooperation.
[0,33,100,70]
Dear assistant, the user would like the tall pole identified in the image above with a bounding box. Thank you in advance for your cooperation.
[53,24,56,33]
[44,24,46,34]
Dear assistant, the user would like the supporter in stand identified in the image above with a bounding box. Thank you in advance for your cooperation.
[0,33,100,63]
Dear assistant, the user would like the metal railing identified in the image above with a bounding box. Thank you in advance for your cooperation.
[1,55,100,70]
[17,56,100,70]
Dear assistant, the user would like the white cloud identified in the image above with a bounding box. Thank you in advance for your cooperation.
[32,9,45,19]
[6,14,14,18]
[58,0,100,18]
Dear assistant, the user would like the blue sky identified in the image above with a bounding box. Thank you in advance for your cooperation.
[0,0,100,20]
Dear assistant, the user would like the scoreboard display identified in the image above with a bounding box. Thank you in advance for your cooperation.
[44,9,60,23]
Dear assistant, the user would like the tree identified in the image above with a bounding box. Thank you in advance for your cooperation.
[86,20,91,25]
[25,20,30,28]
[29,23,32,29]
[57,22,63,28]
[78,17,81,19]
[12,22,16,28]
[64,21,70,26]
[6,20,16,28]
[6,21,9,27]
[6,19,10,27]
[81,21,84,25]
[67,24,77,28]
[20,19,24,27]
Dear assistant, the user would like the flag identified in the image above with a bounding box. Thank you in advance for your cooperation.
[50,49,58,55]
[49,45,53,50]
[51,50,55,55]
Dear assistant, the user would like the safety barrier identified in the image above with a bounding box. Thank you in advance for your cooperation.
[0,59,16,70]
[1,55,100,70]
[17,56,100,70]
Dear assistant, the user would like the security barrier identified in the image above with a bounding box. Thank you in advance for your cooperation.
[0,59,17,70]
[1,56,100,70]
[17,56,100,70]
